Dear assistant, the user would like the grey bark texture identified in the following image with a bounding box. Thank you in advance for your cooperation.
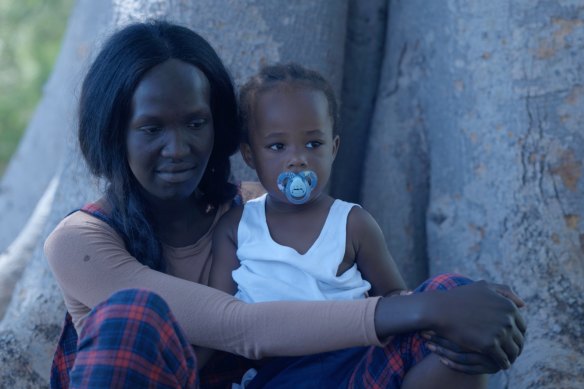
[416,1,583,388]
[361,0,430,287]
[0,0,583,388]
[331,0,388,203]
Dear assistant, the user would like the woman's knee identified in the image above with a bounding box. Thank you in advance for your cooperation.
[414,273,473,293]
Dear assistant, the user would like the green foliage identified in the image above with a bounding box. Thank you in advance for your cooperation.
[0,0,74,176]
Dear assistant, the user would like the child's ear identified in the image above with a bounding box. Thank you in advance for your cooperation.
[332,135,340,160]
[240,143,256,169]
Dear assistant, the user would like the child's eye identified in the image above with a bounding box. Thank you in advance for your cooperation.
[306,141,322,149]
[187,119,207,129]
[268,143,284,151]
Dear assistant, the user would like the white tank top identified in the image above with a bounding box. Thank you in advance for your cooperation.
[233,194,371,303]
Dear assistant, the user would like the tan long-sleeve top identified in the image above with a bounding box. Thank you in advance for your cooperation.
[44,202,383,359]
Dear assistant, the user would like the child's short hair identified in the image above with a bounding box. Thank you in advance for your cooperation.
[239,62,339,143]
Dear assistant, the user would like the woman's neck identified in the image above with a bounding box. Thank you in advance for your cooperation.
[141,193,215,247]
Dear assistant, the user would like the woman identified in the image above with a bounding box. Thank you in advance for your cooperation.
[45,20,525,388]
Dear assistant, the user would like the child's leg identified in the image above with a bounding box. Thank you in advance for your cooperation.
[347,273,486,389]
[69,289,198,388]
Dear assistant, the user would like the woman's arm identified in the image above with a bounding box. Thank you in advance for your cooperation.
[208,206,243,295]
[44,211,382,359]
[46,211,525,364]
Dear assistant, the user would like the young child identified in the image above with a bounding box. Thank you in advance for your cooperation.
[209,63,407,306]
[208,63,417,387]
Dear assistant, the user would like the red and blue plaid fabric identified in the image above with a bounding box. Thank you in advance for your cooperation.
[68,288,198,388]
[346,273,472,389]
[51,312,78,388]
[50,292,253,389]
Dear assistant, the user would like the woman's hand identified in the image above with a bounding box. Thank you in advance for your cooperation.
[422,332,500,374]
[487,282,525,308]
[421,281,526,374]
[374,280,526,372]
[425,281,526,370]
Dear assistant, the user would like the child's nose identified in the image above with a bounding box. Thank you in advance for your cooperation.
[161,129,190,159]
[287,151,307,170]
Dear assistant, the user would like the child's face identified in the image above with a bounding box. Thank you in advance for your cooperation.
[242,86,339,205]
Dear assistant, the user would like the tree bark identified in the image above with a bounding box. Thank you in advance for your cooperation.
[417,1,584,388]
[331,0,388,203]
[361,0,430,287]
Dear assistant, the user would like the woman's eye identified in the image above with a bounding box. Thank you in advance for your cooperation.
[268,143,284,151]
[306,141,322,149]
[187,119,207,129]
[139,126,162,134]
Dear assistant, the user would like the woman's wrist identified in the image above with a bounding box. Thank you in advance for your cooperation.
[373,292,437,340]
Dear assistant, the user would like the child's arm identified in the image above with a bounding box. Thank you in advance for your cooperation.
[195,206,244,367]
[347,207,407,297]
[209,206,244,295]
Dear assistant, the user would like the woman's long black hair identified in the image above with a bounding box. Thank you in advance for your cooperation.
[78,21,239,271]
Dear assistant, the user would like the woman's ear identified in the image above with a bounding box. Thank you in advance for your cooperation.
[240,143,256,169]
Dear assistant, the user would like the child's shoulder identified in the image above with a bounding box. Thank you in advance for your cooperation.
[345,202,380,233]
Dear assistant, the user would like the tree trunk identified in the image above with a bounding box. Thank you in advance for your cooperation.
[361,0,430,287]
[331,0,388,203]
[416,1,583,388]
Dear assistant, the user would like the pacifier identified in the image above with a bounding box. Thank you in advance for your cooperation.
[277,171,318,205]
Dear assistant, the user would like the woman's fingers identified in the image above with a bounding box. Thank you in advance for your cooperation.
[512,326,525,357]
[437,356,496,375]
[515,309,527,334]
[485,340,511,370]
[500,333,521,365]
[426,341,500,374]
[488,282,526,308]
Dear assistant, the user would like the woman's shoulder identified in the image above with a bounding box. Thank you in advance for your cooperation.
[45,198,121,250]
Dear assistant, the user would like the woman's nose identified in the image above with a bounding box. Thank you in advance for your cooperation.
[161,129,190,159]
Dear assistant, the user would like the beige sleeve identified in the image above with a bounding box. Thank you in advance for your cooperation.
[45,211,383,359]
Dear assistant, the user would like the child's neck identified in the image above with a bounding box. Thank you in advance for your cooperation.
[264,193,335,255]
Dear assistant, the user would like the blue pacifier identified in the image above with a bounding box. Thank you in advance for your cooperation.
[277,171,318,205]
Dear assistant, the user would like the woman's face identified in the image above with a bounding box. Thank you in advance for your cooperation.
[126,59,214,201]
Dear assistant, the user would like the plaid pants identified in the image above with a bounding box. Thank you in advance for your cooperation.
[346,273,472,388]
[50,274,471,388]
